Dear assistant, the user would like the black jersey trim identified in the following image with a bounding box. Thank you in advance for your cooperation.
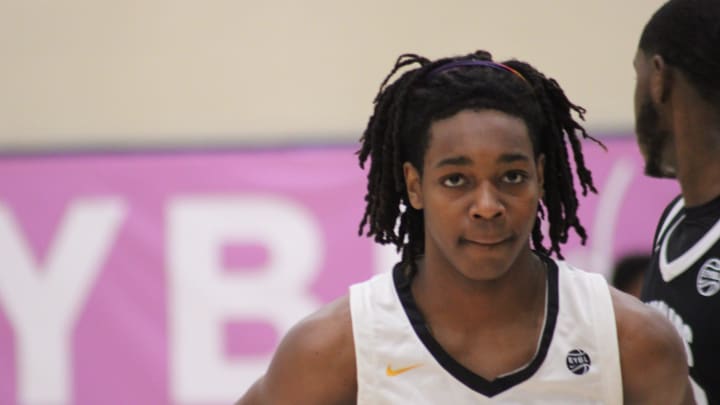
[656,194,720,280]
[684,192,720,220]
[393,254,559,397]
[653,194,684,247]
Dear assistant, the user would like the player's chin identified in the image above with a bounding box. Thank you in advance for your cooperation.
[456,260,513,282]
[456,237,520,277]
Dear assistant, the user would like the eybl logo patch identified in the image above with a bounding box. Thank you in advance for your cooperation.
[696,258,720,297]
[566,349,591,375]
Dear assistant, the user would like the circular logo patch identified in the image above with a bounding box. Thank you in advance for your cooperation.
[697,258,720,297]
[566,349,591,375]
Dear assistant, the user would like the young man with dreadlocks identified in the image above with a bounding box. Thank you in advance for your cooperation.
[633,1,720,404]
[237,50,693,404]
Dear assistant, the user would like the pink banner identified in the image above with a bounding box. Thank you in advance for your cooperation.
[0,138,679,405]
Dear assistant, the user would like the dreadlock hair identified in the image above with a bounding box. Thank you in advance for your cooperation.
[357,50,602,269]
[639,0,720,105]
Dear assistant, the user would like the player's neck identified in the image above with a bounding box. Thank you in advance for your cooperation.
[676,156,720,207]
[411,251,547,328]
[672,94,720,206]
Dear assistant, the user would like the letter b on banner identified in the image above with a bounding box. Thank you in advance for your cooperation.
[168,195,322,404]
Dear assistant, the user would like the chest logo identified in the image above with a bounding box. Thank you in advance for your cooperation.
[386,363,422,376]
[696,258,720,297]
[566,349,591,375]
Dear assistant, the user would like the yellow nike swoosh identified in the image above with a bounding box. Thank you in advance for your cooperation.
[386,363,422,376]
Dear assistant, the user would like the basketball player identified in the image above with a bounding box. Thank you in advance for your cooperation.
[237,50,693,404]
[633,1,720,403]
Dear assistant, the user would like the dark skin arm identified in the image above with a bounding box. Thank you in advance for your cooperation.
[235,296,357,405]
[612,288,696,405]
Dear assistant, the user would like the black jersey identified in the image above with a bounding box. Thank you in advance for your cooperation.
[641,194,720,405]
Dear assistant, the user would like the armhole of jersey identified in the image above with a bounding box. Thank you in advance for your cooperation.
[589,273,624,404]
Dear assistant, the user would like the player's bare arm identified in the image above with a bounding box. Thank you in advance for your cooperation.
[235,296,357,405]
[612,288,695,405]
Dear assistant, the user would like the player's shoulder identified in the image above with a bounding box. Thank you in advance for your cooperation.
[609,287,691,404]
[237,296,357,404]
[281,294,355,366]
[610,287,681,356]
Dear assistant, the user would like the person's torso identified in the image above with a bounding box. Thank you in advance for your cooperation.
[349,257,622,404]
[641,195,720,405]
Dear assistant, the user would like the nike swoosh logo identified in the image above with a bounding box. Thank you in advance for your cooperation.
[386,363,422,376]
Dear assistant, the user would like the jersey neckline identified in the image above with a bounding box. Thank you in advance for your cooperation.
[657,197,720,282]
[392,254,559,397]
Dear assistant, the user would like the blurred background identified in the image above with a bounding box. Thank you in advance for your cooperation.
[0,1,678,404]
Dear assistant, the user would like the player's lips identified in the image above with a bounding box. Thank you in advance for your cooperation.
[460,236,512,247]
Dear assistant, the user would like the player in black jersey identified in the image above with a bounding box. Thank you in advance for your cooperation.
[633,0,720,403]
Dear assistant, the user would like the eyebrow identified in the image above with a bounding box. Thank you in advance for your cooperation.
[435,156,472,168]
[498,153,531,164]
[434,153,530,168]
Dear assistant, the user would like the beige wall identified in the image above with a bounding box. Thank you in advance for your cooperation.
[0,0,664,151]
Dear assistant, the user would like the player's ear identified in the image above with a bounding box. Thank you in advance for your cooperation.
[403,162,424,210]
[650,54,673,104]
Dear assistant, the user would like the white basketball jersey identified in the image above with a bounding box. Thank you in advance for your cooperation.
[349,257,623,404]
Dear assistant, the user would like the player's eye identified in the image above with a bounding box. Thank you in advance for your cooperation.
[442,174,467,188]
[503,171,528,184]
